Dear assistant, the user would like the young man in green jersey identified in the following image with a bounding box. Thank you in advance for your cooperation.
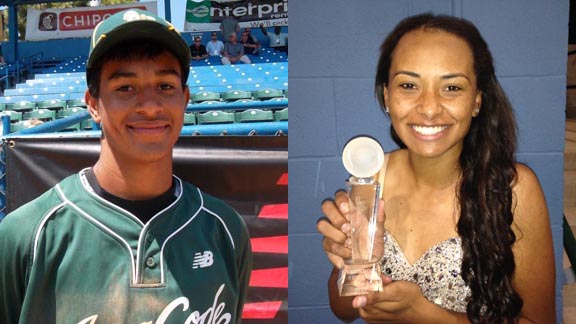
[0,9,252,324]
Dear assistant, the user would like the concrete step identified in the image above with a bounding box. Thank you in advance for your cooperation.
[566,171,576,207]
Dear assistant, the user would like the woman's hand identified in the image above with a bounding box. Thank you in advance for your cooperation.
[318,190,386,269]
[353,280,437,323]
[317,190,353,269]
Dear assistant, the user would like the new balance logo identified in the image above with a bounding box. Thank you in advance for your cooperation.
[192,250,214,269]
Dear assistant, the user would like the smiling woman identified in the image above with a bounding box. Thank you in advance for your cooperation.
[383,29,481,158]
[317,13,556,324]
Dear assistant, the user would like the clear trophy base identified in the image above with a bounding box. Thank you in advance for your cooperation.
[338,261,383,296]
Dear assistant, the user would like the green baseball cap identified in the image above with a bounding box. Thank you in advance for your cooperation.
[86,9,190,84]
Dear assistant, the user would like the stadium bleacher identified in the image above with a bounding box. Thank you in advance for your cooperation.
[0,50,288,136]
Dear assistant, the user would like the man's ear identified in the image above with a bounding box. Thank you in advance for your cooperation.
[184,86,190,107]
[85,90,101,123]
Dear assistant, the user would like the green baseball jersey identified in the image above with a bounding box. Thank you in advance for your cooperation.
[0,169,252,324]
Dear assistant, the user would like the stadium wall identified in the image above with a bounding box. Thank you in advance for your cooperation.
[288,0,568,322]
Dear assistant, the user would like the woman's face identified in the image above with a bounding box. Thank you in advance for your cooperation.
[384,28,482,160]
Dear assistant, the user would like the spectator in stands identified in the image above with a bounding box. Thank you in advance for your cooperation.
[243,28,260,52]
[0,9,252,323]
[222,33,251,65]
[240,31,260,55]
[244,27,257,41]
[189,36,208,61]
[317,14,555,323]
[206,31,225,57]
[260,24,288,53]
[220,16,240,43]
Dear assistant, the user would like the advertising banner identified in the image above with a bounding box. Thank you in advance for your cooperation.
[3,135,288,323]
[25,2,157,41]
[184,0,287,32]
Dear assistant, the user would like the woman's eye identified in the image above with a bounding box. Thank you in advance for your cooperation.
[446,85,462,92]
[399,83,416,90]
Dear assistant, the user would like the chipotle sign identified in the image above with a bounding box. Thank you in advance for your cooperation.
[26,2,156,40]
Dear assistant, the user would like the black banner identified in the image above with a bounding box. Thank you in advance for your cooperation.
[3,135,288,323]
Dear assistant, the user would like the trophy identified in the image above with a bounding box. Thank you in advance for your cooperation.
[338,136,385,296]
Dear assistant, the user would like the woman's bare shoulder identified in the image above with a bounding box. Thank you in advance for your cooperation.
[511,162,550,240]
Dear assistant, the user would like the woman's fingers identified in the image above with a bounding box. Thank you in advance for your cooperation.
[317,217,347,244]
[322,236,352,259]
[321,195,348,229]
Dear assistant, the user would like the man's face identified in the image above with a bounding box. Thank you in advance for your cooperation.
[211,34,218,41]
[85,51,189,165]
[194,39,202,47]
[229,34,237,43]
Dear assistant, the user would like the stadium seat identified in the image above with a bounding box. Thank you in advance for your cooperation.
[222,90,252,101]
[236,109,274,123]
[37,99,66,111]
[10,121,30,133]
[24,109,56,122]
[191,91,221,103]
[183,113,196,125]
[80,119,94,130]
[56,107,87,118]
[274,108,288,121]
[56,107,88,131]
[66,98,87,109]
[196,111,235,124]
[253,88,284,100]
[9,101,36,112]
[1,111,22,123]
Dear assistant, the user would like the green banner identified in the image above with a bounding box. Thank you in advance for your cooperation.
[185,0,212,24]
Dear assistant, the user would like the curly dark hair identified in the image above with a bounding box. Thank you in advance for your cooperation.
[374,14,522,322]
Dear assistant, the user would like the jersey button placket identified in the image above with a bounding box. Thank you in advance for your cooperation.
[138,232,162,285]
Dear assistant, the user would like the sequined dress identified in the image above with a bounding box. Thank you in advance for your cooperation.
[381,232,471,312]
